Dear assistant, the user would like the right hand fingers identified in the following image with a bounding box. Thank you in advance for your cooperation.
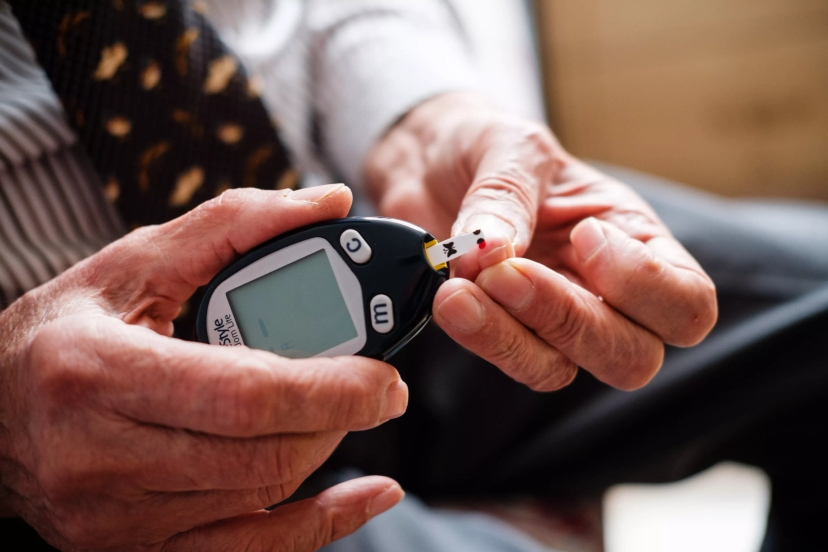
[473,258,664,390]
[31,316,408,436]
[161,476,404,552]
[433,278,579,392]
[434,258,664,391]
[569,216,717,347]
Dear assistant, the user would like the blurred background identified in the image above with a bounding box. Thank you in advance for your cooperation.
[445,2,828,550]
[536,0,828,201]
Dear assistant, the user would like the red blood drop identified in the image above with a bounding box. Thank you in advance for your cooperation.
[478,240,487,249]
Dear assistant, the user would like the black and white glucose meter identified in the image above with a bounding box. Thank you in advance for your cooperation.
[196,217,484,360]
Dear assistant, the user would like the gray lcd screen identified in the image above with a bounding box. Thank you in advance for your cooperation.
[226,250,358,358]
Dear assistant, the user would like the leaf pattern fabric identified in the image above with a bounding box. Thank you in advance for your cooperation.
[10,0,296,230]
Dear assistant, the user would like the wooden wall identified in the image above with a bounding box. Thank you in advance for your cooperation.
[536,0,828,200]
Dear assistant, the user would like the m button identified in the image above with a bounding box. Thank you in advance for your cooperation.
[340,229,372,264]
[370,294,394,334]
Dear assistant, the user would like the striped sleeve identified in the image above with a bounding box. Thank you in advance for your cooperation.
[0,1,124,309]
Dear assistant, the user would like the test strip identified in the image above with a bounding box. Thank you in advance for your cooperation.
[425,229,486,268]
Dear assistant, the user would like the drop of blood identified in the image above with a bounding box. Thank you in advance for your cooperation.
[478,240,487,249]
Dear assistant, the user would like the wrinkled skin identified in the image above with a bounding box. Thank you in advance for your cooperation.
[0,185,406,551]
[0,90,718,551]
[366,92,718,392]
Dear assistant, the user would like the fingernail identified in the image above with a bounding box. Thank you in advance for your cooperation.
[289,183,344,202]
[461,214,517,245]
[382,380,408,421]
[478,260,534,311]
[572,217,608,262]
[369,485,405,517]
[436,289,485,332]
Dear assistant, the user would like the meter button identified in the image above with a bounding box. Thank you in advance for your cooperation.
[340,229,372,264]
[370,294,394,334]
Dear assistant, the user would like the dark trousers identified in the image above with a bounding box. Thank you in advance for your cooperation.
[329,165,828,551]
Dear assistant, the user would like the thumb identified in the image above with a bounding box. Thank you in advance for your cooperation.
[161,476,404,552]
[92,185,352,307]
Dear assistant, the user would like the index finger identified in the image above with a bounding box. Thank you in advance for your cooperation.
[451,121,559,279]
[78,318,408,436]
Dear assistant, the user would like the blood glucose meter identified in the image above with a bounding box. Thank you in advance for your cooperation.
[196,217,485,360]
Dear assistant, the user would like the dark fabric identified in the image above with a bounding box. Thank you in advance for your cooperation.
[8,0,295,231]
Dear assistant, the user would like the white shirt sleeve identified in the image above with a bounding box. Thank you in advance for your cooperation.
[203,0,478,194]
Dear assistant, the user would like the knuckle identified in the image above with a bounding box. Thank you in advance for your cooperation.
[256,482,289,508]
[523,369,553,392]
[473,174,537,216]
[267,532,296,552]
[101,224,158,259]
[184,188,260,240]
[81,227,162,302]
[312,496,350,547]
[315,360,388,428]
[271,437,307,484]
[323,377,369,428]
[326,509,354,544]
[488,329,531,374]
[529,360,579,392]
[501,121,559,175]
[628,253,667,287]
[217,363,275,435]
[241,537,266,552]
[272,497,337,552]
[36,448,112,504]
[49,501,117,549]
[29,319,99,407]
[196,188,250,220]
[537,288,585,349]
[470,125,557,213]
[90,225,154,271]
[87,227,160,289]
[347,373,387,423]
[124,224,159,247]
[522,123,557,158]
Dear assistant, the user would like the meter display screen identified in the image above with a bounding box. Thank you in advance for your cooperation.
[227,250,358,358]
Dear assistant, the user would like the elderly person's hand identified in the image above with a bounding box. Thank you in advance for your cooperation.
[366,93,718,391]
[0,185,406,551]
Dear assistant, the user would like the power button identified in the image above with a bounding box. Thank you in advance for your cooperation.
[339,229,372,264]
